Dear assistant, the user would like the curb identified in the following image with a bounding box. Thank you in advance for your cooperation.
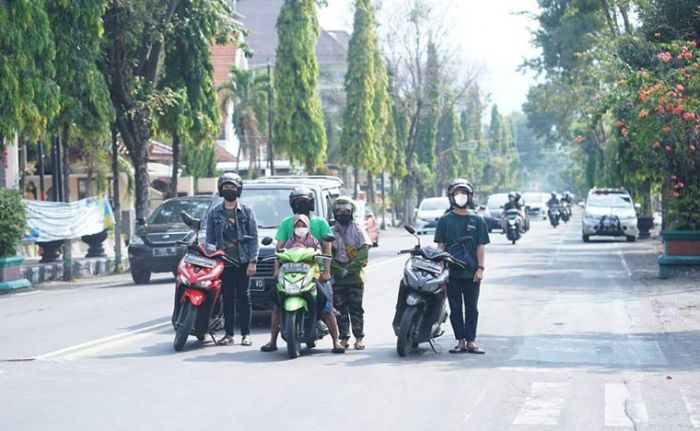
[21,257,118,286]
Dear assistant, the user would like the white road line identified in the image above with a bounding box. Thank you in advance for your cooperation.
[681,389,700,428]
[463,382,491,424]
[35,320,170,361]
[513,382,569,425]
[616,245,633,278]
[604,383,648,427]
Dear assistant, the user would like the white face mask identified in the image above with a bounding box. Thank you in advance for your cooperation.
[454,194,469,208]
[294,227,309,238]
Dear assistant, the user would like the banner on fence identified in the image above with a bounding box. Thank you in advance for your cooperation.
[23,196,115,242]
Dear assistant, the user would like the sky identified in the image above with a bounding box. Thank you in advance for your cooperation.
[318,0,542,115]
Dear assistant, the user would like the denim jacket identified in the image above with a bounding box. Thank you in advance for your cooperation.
[205,202,259,264]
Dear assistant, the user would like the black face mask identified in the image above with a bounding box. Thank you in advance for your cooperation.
[335,213,352,225]
[222,190,238,202]
[292,201,312,215]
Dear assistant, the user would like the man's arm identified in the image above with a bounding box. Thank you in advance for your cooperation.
[321,240,332,281]
[474,244,485,282]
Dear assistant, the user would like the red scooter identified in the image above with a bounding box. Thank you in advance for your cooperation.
[172,212,252,351]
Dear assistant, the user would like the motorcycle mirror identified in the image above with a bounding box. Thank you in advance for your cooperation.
[322,234,336,243]
[404,225,416,234]
[180,212,201,230]
[136,217,146,226]
[261,237,274,246]
[329,219,337,227]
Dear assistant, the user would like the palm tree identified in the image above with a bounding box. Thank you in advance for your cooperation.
[218,67,269,178]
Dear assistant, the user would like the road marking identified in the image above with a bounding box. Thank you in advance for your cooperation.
[463,382,491,424]
[681,389,700,428]
[616,245,633,278]
[513,382,569,425]
[604,383,648,427]
[35,320,170,361]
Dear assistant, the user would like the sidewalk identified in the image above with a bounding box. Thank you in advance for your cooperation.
[20,256,124,286]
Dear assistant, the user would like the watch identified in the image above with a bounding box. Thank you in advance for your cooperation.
[476,265,484,271]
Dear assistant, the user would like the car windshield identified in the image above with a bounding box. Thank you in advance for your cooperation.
[149,199,211,224]
[587,194,633,208]
[522,193,547,204]
[419,198,450,211]
[240,188,316,228]
[487,194,509,208]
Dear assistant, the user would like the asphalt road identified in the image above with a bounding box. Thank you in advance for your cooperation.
[1,215,699,430]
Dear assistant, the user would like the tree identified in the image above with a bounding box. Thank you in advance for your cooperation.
[436,97,462,193]
[0,0,59,143]
[273,0,327,173]
[159,0,223,197]
[218,67,269,178]
[101,0,242,218]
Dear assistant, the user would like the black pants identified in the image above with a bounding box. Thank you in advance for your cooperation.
[222,265,251,336]
[446,278,480,342]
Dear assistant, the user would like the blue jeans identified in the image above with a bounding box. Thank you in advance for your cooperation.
[447,278,480,342]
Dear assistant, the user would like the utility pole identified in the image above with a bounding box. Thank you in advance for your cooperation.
[60,132,73,282]
[380,172,387,230]
[267,58,275,176]
[38,139,45,200]
[112,126,122,272]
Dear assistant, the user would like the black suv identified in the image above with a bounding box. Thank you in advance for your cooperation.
[232,176,344,310]
[128,196,213,284]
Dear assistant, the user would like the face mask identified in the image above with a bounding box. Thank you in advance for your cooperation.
[222,190,238,202]
[294,227,309,238]
[454,194,469,208]
[335,213,352,225]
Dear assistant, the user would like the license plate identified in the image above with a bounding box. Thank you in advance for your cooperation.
[153,247,177,257]
[412,257,442,273]
[184,254,216,268]
[249,278,266,291]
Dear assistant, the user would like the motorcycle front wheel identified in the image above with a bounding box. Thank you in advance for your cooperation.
[173,301,197,352]
[284,311,302,359]
[397,306,419,357]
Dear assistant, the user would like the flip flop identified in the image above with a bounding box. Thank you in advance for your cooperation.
[260,343,277,352]
[332,346,346,354]
[354,341,366,351]
[466,345,485,354]
[240,336,252,346]
[217,336,234,346]
[449,346,468,354]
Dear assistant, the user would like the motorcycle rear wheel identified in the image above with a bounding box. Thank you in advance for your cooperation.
[397,306,419,357]
[285,311,302,359]
[173,302,197,352]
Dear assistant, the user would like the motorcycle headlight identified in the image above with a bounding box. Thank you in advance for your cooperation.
[284,280,302,294]
[130,235,144,246]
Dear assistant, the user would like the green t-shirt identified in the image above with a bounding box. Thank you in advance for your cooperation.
[275,215,332,270]
[223,208,240,265]
[434,211,490,279]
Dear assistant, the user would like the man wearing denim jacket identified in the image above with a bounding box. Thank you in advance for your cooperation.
[206,173,259,346]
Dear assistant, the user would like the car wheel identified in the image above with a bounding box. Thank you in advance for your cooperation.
[131,266,151,284]
[626,235,637,242]
[582,234,590,243]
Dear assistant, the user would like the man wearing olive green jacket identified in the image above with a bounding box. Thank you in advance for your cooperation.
[331,197,372,350]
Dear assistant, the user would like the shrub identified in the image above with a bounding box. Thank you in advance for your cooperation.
[0,189,27,257]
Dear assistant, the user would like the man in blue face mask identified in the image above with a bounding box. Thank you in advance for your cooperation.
[434,178,490,354]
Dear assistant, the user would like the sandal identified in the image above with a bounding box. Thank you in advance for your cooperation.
[449,345,468,354]
[217,336,234,346]
[260,342,277,352]
[354,338,365,350]
[241,336,252,346]
[466,345,485,354]
[340,339,349,349]
[332,346,346,354]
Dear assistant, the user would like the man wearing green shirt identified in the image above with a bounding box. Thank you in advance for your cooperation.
[260,186,345,354]
[435,178,490,354]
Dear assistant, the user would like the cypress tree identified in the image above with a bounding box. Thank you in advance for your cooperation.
[274,0,327,173]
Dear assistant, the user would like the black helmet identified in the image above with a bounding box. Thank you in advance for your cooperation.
[218,172,243,196]
[447,178,473,208]
[289,186,315,212]
[508,191,521,202]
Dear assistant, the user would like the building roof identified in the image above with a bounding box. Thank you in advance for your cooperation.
[214,143,237,162]
[235,0,349,68]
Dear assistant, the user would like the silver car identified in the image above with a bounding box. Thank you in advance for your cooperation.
[582,188,638,242]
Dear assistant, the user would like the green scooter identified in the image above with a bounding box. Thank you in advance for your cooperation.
[261,235,334,359]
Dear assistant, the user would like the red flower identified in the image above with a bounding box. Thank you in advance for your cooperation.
[690,144,697,152]
[671,175,677,180]
[672,105,684,115]
[657,52,672,62]
[676,84,685,92]
[616,119,625,128]
[639,109,649,119]
[683,112,695,121]
[673,191,681,198]
[654,141,661,149]
[656,105,666,113]
[665,145,672,152]
[575,135,584,144]
[690,41,697,47]
[621,128,629,137]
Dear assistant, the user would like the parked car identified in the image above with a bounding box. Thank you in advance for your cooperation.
[128,196,213,284]
[522,192,550,220]
[353,200,379,247]
[237,175,344,310]
[414,197,451,235]
[582,188,638,242]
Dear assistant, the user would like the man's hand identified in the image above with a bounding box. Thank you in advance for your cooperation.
[246,262,257,278]
[473,268,484,283]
